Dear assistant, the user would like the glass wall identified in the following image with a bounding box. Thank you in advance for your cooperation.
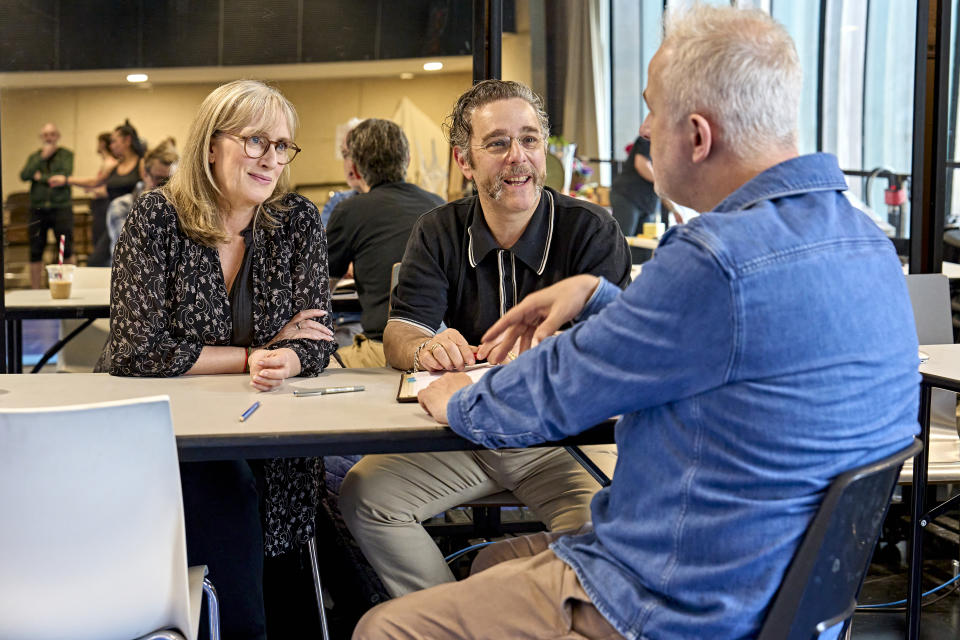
[608,0,917,250]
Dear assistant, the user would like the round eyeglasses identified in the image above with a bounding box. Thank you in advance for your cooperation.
[472,133,545,157]
[220,132,301,165]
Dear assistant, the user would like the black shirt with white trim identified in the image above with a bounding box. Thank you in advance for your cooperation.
[389,186,632,345]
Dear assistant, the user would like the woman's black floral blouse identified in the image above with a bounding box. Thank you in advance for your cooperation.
[102,189,335,555]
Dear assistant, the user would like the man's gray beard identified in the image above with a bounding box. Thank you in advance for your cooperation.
[481,165,546,201]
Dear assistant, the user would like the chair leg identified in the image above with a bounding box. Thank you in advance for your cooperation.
[203,577,221,640]
[307,536,331,640]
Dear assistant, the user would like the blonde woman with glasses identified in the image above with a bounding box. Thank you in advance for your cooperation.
[97,80,335,638]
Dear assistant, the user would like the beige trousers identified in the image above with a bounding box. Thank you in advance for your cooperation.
[339,446,616,598]
[352,527,623,639]
[337,334,387,368]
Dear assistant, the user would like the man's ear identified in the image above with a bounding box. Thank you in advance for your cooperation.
[453,146,474,181]
[688,113,713,164]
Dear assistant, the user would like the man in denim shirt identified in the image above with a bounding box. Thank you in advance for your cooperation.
[354,6,920,640]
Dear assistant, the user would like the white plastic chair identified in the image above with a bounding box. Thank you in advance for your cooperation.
[905,273,960,483]
[57,266,112,372]
[906,274,956,431]
[0,396,220,640]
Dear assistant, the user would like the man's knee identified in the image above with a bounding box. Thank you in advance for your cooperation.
[470,530,567,575]
[339,459,408,527]
[352,601,396,639]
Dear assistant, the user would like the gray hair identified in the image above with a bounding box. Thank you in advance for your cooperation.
[660,5,801,159]
[445,79,550,166]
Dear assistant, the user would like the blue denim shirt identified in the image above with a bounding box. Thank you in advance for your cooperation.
[447,153,920,639]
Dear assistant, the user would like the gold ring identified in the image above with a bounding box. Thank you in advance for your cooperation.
[507,351,518,361]
[430,343,444,353]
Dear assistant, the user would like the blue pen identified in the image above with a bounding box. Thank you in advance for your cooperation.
[238,401,261,422]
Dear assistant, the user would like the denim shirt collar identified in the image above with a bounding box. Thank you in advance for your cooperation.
[712,153,848,214]
[468,188,555,274]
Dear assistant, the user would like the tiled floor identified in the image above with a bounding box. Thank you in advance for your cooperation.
[20,318,60,367]
[852,559,960,638]
[852,508,960,639]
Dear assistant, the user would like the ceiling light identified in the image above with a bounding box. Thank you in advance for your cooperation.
[422,61,443,71]
[400,72,415,80]
[126,73,149,83]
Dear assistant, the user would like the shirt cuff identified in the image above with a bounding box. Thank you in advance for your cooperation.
[575,277,619,322]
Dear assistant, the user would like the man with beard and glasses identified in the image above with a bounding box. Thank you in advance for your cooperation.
[338,79,631,598]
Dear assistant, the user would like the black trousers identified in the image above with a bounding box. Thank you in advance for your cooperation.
[179,460,267,640]
[28,206,73,262]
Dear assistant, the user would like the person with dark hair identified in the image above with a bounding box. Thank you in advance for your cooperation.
[51,119,147,266]
[326,118,445,367]
[610,135,658,235]
[87,132,118,249]
[106,137,178,259]
[339,80,629,599]
[20,122,74,289]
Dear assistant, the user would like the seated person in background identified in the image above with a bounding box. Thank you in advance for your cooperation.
[339,79,630,599]
[610,134,657,236]
[354,7,920,640]
[98,80,336,639]
[321,117,363,228]
[106,137,178,259]
[327,118,445,368]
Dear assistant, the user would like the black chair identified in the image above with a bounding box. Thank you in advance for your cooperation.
[757,438,922,640]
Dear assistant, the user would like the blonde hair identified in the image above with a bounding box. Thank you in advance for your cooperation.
[166,80,299,246]
[144,137,178,174]
[660,5,801,159]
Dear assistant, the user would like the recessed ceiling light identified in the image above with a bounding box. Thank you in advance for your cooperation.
[400,72,415,80]
[126,73,149,83]
[422,61,443,71]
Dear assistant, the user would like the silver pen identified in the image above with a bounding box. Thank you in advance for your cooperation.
[294,385,365,397]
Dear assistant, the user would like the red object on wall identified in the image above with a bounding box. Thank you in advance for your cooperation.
[885,185,907,206]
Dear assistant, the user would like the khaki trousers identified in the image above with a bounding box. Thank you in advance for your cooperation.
[339,446,616,598]
[352,527,623,639]
[337,334,387,368]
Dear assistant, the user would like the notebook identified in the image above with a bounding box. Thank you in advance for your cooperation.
[396,363,494,402]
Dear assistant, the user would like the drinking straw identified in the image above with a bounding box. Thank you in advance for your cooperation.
[58,234,64,267]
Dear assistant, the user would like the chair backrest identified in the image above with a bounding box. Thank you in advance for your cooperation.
[905,273,957,434]
[905,273,953,344]
[0,396,196,640]
[71,266,112,289]
[388,261,402,312]
[757,438,922,640]
[57,266,112,372]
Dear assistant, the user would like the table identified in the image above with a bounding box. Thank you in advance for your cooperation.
[909,343,960,637]
[0,287,362,374]
[2,288,110,373]
[624,235,659,251]
[0,368,615,462]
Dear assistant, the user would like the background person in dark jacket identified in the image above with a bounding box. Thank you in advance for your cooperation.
[20,122,74,288]
[610,134,657,236]
[326,118,445,368]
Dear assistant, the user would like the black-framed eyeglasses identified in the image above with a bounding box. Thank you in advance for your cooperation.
[472,133,545,157]
[220,132,302,165]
